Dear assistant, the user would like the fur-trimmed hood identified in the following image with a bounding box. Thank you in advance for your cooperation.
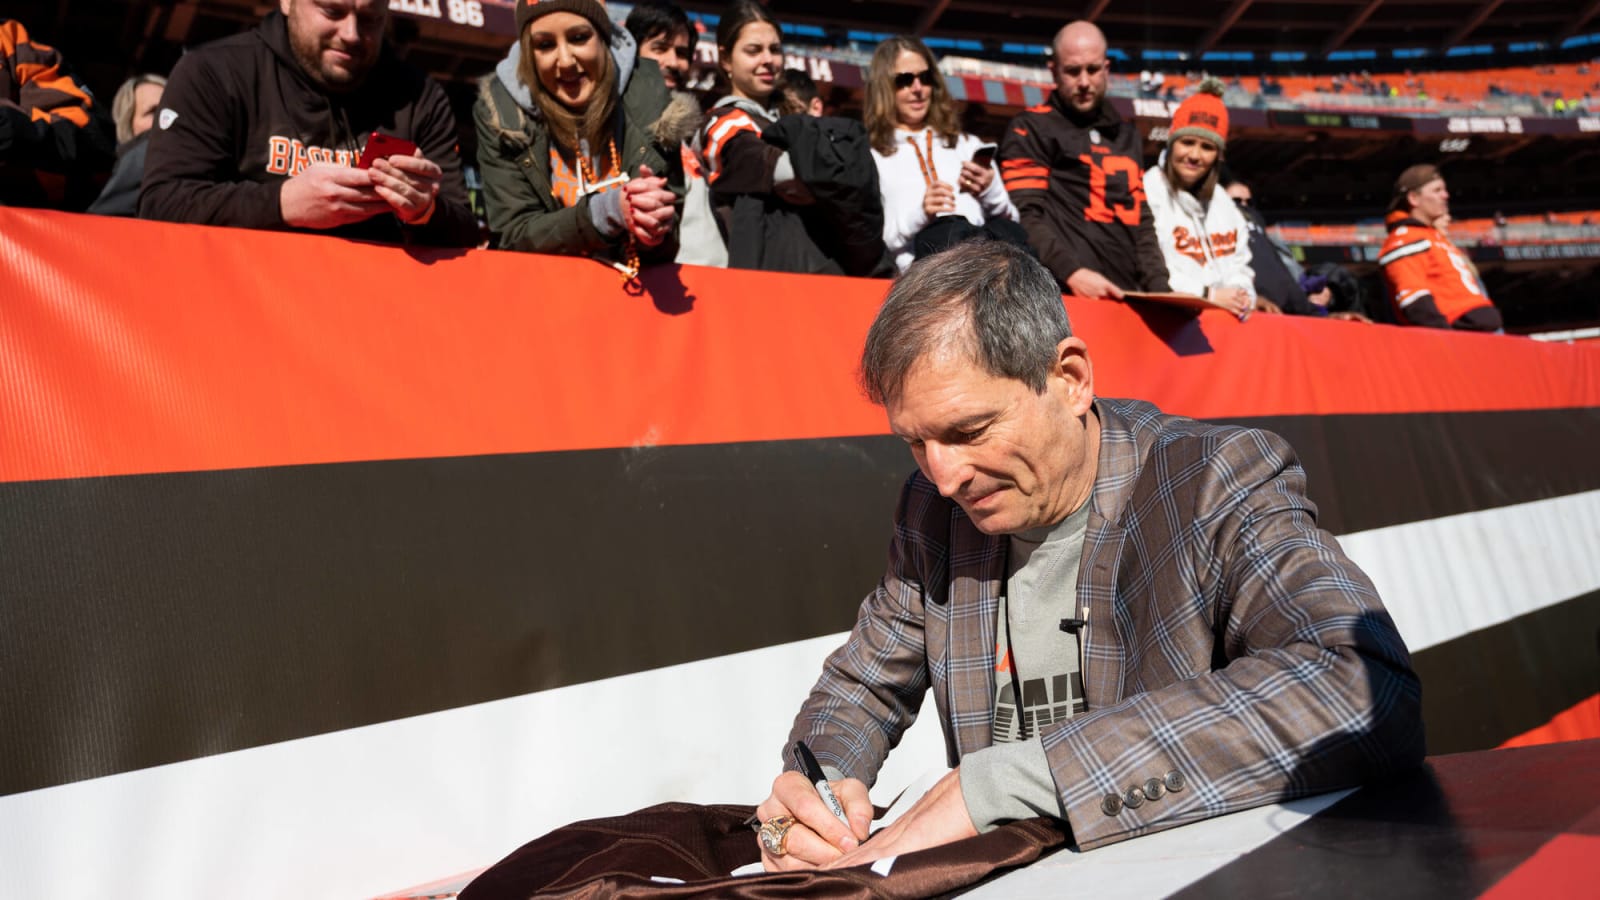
[652,90,704,147]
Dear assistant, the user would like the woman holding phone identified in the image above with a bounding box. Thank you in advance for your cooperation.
[864,36,1018,272]
[474,0,697,273]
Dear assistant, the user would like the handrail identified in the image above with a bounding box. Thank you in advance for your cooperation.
[1270,219,1600,247]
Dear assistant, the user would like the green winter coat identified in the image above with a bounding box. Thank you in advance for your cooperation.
[473,42,693,263]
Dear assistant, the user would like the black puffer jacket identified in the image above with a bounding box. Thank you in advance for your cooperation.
[705,101,891,278]
[760,114,892,278]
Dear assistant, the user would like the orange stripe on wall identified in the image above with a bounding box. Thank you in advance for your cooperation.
[1497,695,1600,749]
[4,208,1600,483]
[1479,834,1600,900]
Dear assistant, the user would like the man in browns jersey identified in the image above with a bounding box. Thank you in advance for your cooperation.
[1379,164,1502,332]
[997,21,1169,299]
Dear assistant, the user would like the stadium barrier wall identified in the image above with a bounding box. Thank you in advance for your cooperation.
[1,207,1598,899]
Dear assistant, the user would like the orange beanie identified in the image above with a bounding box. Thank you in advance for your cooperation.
[1169,79,1228,150]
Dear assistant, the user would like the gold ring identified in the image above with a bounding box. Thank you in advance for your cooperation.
[758,815,796,857]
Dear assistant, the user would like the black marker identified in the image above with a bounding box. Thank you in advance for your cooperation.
[792,740,851,829]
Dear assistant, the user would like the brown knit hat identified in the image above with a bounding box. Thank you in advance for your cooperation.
[1169,78,1229,150]
[1388,163,1442,213]
[515,0,612,37]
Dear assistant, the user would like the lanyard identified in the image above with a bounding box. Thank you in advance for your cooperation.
[576,137,628,197]
[575,137,640,281]
[906,130,938,186]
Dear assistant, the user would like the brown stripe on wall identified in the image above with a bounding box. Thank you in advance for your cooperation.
[1227,406,1600,536]
[0,437,912,798]
[1410,590,1600,755]
[2,409,1595,796]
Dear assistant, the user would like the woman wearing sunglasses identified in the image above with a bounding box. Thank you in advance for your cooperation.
[864,36,1018,273]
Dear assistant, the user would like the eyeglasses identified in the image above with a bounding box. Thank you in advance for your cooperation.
[893,69,936,90]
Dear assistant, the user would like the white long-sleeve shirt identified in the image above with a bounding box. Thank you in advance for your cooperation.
[1143,165,1256,301]
[872,128,1017,273]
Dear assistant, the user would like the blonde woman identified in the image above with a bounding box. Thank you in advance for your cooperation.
[89,74,167,216]
[475,0,697,271]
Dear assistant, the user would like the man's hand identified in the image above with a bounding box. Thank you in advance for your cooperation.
[1308,286,1333,307]
[755,770,872,871]
[957,160,994,196]
[1066,267,1125,300]
[1254,296,1283,315]
[279,164,388,229]
[370,153,443,225]
[922,181,957,218]
[825,768,977,869]
[622,163,676,247]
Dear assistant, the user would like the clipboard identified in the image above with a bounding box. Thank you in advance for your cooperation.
[1122,290,1250,320]
[1121,290,1227,312]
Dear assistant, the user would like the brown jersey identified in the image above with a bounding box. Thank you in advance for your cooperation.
[997,94,1169,293]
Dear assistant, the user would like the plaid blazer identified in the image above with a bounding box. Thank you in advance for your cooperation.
[789,398,1424,850]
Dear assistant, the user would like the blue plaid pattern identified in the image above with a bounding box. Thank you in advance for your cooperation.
[789,398,1424,850]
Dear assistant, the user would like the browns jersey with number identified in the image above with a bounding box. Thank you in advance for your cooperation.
[1380,211,1500,330]
[998,94,1169,293]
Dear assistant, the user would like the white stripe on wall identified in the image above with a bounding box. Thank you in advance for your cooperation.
[967,789,1353,899]
[2,490,1596,900]
[1337,488,1600,653]
[0,634,950,900]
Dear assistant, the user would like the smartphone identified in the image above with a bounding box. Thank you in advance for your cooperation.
[970,143,998,168]
[358,132,418,168]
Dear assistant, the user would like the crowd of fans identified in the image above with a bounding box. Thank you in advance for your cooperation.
[2,0,1525,333]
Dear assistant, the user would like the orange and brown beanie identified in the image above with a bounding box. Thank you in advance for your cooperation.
[1169,78,1229,151]
[516,0,612,37]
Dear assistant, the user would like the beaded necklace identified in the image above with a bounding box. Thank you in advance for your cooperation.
[576,137,640,281]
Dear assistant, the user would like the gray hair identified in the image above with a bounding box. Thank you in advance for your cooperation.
[860,240,1072,406]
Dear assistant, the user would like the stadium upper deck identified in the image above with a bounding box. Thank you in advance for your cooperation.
[16,0,1600,103]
